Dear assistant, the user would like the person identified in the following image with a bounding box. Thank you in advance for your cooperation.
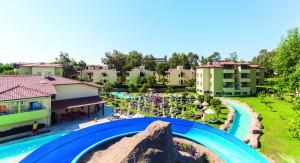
[32,120,39,135]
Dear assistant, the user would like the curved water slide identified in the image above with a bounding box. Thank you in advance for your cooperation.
[21,118,267,163]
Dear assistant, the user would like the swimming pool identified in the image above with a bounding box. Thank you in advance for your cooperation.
[110,92,137,99]
[223,100,251,139]
[0,132,69,162]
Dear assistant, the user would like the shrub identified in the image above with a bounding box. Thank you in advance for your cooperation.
[204,95,213,103]
[210,98,222,107]
[197,95,205,102]
[139,83,148,93]
[128,82,138,92]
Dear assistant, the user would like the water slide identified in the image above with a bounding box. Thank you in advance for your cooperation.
[21,117,267,163]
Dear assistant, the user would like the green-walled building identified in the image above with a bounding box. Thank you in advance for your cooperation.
[196,62,264,96]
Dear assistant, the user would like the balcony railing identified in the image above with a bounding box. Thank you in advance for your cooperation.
[0,105,46,116]
[241,69,250,73]
[223,69,235,73]
[223,78,234,82]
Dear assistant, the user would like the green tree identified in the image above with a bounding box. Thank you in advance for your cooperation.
[77,60,87,80]
[187,52,199,68]
[0,63,14,74]
[200,52,221,64]
[146,75,156,88]
[252,49,276,78]
[156,62,170,81]
[139,83,148,93]
[142,55,156,71]
[127,50,143,68]
[101,50,127,71]
[224,52,238,62]
[54,52,77,78]
[210,98,222,108]
[128,82,138,92]
[272,28,300,95]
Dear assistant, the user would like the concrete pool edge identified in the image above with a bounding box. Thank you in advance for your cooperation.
[21,118,267,163]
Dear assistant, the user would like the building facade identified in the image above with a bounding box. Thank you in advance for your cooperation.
[17,62,64,76]
[0,75,103,132]
[165,66,195,86]
[81,66,119,84]
[126,66,155,83]
[196,62,264,96]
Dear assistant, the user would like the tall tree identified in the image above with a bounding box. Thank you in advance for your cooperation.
[101,50,126,71]
[156,62,170,81]
[252,49,276,78]
[273,28,300,95]
[200,52,221,64]
[224,52,238,62]
[142,55,156,71]
[127,50,143,68]
[77,60,87,79]
[54,52,77,78]
[187,52,199,69]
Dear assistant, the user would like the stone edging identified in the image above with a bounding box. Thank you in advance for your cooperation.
[219,103,236,131]
[222,99,263,149]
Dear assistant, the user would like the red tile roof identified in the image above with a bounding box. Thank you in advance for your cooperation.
[18,62,63,68]
[0,75,102,101]
[51,96,104,110]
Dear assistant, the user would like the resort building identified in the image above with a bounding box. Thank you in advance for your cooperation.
[0,75,103,132]
[81,66,120,84]
[16,62,64,76]
[196,62,264,96]
[165,66,195,86]
[126,66,155,83]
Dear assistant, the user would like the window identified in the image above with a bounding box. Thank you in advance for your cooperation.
[241,82,250,87]
[216,92,222,95]
[224,73,232,79]
[234,92,241,95]
[200,73,202,78]
[241,65,249,69]
[241,73,249,78]
[224,92,233,95]
[200,82,202,86]
[242,92,248,95]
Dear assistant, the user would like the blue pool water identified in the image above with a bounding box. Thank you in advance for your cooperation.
[0,132,68,162]
[110,92,137,99]
[223,100,251,139]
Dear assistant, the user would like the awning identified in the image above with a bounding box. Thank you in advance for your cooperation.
[51,96,104,111]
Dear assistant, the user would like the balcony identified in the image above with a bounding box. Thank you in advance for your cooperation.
[223,78,234,82]
[223,87,234,92]
[240,78,250,82]
[223,69,235,73]
[241,69,250,73]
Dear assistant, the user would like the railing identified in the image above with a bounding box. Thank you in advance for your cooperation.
[223,69,235,73]
[0,105,46,116]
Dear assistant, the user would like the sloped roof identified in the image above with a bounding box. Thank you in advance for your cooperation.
[18,62,64,68]
[0,75,102,101]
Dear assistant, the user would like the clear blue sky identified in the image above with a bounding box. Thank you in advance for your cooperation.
[0,0,300,64]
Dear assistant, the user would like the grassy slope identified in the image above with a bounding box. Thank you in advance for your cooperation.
[229,96,300,162]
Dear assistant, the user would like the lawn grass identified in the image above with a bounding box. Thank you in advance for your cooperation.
[229,96,300,162]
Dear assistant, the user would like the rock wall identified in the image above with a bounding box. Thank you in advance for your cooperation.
[223,99,264,149]
[81,120,207,163]
[220,103,236,131]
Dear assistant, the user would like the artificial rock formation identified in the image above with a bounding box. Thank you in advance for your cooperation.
[220,104,236,131]
[81,121,206,163]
